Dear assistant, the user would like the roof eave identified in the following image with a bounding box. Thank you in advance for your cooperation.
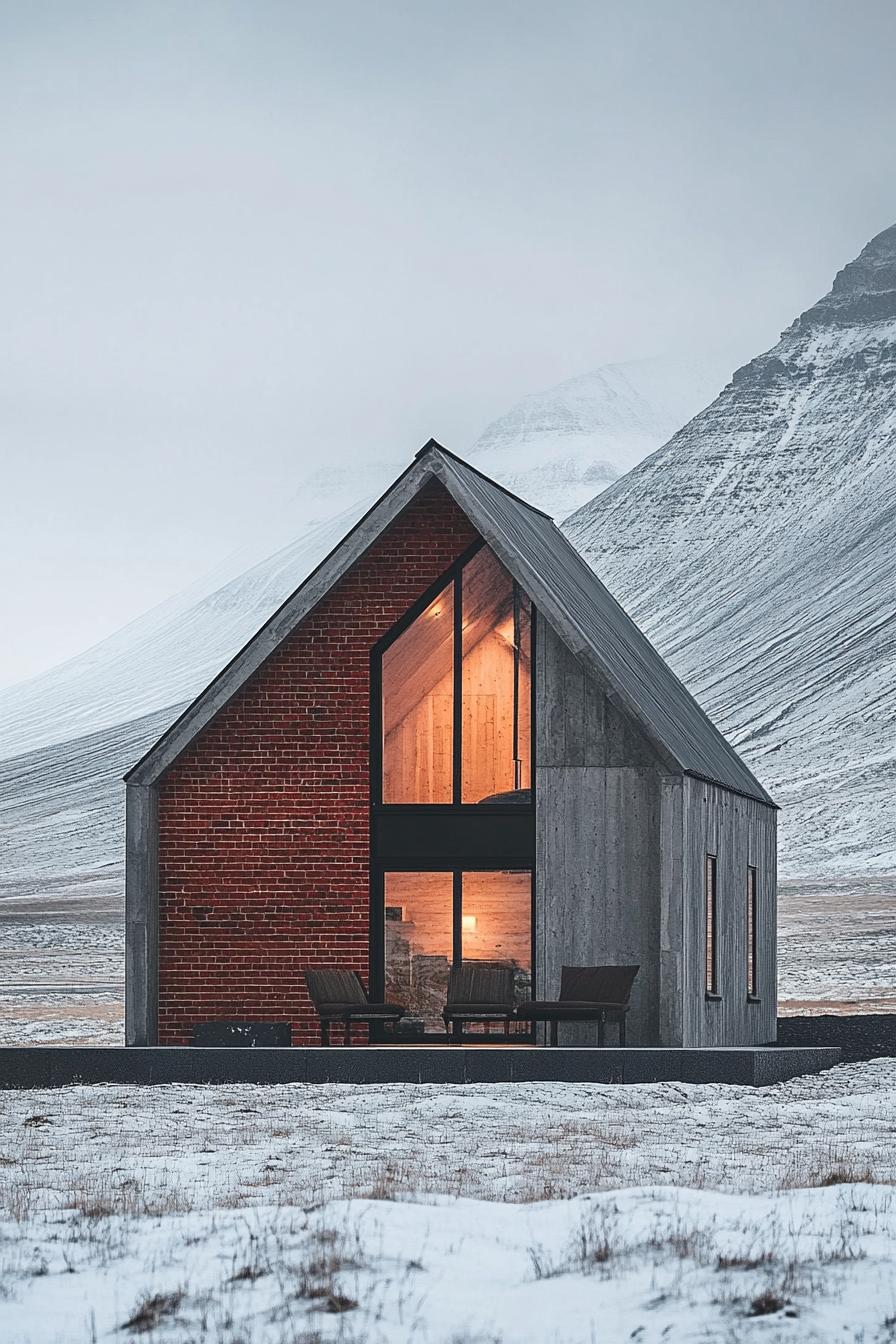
[125,452,442,786]
[684,770,778,810]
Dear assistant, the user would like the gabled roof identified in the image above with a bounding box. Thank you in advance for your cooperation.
[127,441,774,805]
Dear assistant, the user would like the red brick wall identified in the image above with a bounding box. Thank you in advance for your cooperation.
[156,481,478,1044]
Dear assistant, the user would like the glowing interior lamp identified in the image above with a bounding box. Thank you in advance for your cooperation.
[461,914,477,933]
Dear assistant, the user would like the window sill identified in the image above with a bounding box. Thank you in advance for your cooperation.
[704,992,722,1003]
[747,995,761,1005]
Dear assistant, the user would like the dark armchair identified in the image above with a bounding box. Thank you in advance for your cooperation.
[304,969,405,1046]
[442,963,516,1042]
[516,965,640,1046]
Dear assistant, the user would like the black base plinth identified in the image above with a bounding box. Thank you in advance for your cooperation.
[191,1021,292,1048]
[0,1045,840,1089]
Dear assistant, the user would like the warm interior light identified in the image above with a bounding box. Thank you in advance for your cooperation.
[461,914,477,932]
[495,617,517,649]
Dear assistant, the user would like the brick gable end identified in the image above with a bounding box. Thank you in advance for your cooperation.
[156,480,478,1044]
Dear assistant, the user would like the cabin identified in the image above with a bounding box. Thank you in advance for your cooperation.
[125,441,777,1049]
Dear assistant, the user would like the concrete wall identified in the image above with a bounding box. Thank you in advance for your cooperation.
[125,783,158,1046]
[670,776,778,1046]
[534,616,777,1048]
[534,614,666,1044]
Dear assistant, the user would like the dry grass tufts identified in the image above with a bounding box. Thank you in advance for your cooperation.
[120,1289,184,1333]
[780,1148,887,1192]
[816,1165,877,1188]
[747,1289,789,1317]
[294,1219,363,1316]
[716,1252,774,1271]
[530,1203,618,1278]
[309,1291,358,1314]
[228,1262,267,1283]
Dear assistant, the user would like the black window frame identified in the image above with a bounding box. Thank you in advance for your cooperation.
[747,865,759,1001]
[705,852,720,1000]
[369,544,538,1034]
[371,540,535,810]
[371,862,536,1041]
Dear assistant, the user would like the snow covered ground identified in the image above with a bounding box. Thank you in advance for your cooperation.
[778,878,896,1014]
[0,914,123,1046]
[1,1062,896,1341]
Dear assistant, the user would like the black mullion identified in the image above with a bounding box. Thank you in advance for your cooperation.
[369,864,385,1041]
[372,538,484,660]
[369,643,383,809]
[529,602,537,1003]
[453,869,463,1045]
[512,582,521,790]
[453,570,463,805]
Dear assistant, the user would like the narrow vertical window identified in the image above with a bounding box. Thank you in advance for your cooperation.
[747,866,758,998]
[705,854,718,996]
[381,583,454,803]
[461,549,532,802]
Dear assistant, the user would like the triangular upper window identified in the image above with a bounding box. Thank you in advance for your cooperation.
[380,546,532,805]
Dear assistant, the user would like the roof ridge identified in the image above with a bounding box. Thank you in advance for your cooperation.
[126,439,774,807]
[416,439,555,522]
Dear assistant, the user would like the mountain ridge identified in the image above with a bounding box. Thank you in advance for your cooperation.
[565,224,896,877]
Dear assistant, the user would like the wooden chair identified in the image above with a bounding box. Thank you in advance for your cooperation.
[442,964,516,1042]
[516,965,640,1046]
[304,969,405,1046]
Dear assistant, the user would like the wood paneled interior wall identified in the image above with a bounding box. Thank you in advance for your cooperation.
[535,614,666,1045]
[383,692,453,803]
[382,624,531,804]
[672,776,777,1046]
[381,588,454,803]
[461,870,531,973]
[462,628,530,801]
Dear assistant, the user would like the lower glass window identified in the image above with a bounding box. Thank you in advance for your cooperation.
[383,869,532,1034]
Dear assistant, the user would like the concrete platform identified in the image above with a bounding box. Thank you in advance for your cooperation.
[0,1045,840,1089]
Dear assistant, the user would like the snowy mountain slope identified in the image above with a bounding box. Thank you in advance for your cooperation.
[0,471,400,761]
[0,353,730,764]
[0,706,175,904]
[565,224,896,878]
[0,353,729,903]
[469,352,739,519]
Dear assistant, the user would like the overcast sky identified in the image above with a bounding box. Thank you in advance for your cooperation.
[2,0,895,688]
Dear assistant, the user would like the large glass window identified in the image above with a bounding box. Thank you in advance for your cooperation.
[383,872,453,1033]
[383,869,532,1034]
[379,547,532,805]
[461,549,531,802]
[381,584,454,803]
[461,871,532,1004]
